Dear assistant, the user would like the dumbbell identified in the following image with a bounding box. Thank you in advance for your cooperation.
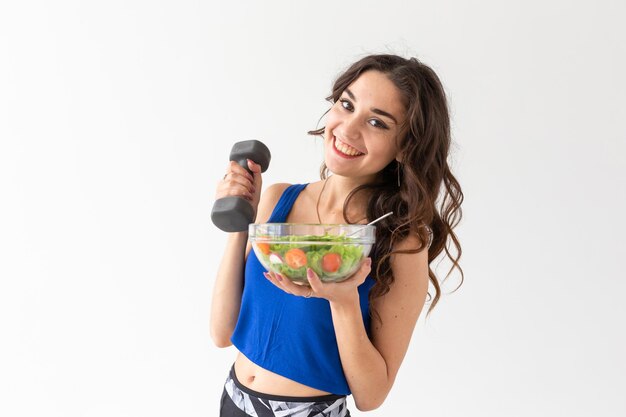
[211,140,271,232]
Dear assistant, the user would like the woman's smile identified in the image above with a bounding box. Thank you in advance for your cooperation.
[332,135,365,158]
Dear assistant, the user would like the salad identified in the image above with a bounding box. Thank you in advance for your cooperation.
[253,234,368,283]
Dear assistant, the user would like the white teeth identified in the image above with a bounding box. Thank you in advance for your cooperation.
[333,136,363,157]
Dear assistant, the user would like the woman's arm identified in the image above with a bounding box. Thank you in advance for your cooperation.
[330,236,429,411]
[264,234,430,410]
[209,180,291,348]
[209,230,250,347]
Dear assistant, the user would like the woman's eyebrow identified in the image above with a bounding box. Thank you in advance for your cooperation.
[345,88,398,124]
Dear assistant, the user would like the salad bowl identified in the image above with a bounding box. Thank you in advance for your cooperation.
[249,223,376,284]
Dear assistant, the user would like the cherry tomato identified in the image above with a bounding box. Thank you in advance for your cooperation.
[321,253,342,273]
[285,248,307,269]
[257,243,270,255]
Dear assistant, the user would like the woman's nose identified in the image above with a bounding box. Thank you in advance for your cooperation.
[339,114,361,140]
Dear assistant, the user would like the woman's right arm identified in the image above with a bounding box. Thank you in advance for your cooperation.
[210,230,249,348]
[209,161,290,347]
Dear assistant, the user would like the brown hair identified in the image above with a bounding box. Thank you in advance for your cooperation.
[308,54,464,320]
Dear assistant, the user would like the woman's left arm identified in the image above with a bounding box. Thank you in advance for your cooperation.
[264,235,429,411]
[328,236,429,411]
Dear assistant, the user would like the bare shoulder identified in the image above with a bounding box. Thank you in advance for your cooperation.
[245,183,291,259]
[255,183,292,224]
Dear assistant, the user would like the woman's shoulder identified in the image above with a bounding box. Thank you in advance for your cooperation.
[263,182,294,197]
[255,181,323,223]
[263,181,323,201]
[254,183,290,223]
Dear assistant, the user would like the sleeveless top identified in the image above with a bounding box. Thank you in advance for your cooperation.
[230,183,376,395]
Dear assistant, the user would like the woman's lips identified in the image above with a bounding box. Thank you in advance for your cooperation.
[332,136,364,159]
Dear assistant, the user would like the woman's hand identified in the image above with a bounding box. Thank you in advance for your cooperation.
[215,159,263,220]
[263,258,372,306]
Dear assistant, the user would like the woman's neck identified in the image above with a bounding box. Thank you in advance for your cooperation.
[316,174,373,224]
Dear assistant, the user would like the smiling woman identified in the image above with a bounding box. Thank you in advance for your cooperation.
[322,70,406,179]
[210,53,464,416]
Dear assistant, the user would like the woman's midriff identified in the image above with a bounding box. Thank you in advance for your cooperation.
[233,352,333,397]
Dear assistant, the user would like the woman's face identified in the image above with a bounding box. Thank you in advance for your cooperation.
[324,70,406,181]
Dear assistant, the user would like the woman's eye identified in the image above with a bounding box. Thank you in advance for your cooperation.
[339,98,388,130]
[339,99,353,111]
[369,119,388,129]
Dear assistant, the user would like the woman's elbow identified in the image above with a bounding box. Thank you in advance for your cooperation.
[211,337,233,348]
[210,327,234,348]
[355,402,382,412]
[354,389,391,412]
[354,398,384,412]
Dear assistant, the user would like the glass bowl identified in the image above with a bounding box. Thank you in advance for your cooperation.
[249,223,376,284]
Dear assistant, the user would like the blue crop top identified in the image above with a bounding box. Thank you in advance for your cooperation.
[230,183,376,395]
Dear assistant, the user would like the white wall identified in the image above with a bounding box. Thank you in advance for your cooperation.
[1,1,624,416]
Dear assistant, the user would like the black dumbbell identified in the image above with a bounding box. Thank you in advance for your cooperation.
[211,140,271,232]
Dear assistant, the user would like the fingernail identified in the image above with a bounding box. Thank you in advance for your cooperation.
[307,268,314,278]
[276,274,283,282]
[263,272,270,279]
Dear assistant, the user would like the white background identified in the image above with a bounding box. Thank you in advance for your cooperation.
[1,1,625,416]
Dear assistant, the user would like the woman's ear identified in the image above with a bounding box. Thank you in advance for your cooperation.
[394,141,403,163]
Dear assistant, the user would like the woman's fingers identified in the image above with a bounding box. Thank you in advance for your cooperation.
[244,159,263,217]
[222,174,255,194]
[217,179,254,200]
[225,161,255,188]
[264,258,373,302]
[246,159,263,197]
[273,272,308,296]
[215,161,256,200]
[247,159,262,175]
[306,268,324,293]
[230,160,255,182]
[264,271,315,298]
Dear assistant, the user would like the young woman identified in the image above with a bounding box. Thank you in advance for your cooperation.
[210,54,464,416]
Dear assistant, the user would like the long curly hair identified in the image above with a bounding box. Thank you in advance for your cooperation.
[307,54,464,320]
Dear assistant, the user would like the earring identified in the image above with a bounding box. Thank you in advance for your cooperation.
[397,162,402,187]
